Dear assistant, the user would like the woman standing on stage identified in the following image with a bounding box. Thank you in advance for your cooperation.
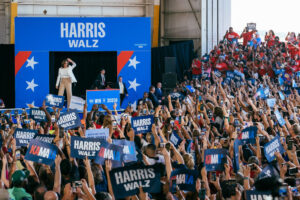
[56,58,77,109]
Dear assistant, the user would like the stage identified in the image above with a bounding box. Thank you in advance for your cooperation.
[14,17,151,109]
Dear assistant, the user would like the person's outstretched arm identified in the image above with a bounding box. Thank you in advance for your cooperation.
[67,58,76,69]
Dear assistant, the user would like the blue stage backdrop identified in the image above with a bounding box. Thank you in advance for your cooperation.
[15,17,151,108]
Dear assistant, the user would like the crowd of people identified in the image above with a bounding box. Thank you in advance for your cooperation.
[0,26,300,200]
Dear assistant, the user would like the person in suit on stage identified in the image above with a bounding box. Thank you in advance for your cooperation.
[93,69,106,89]
[149,86,159,108]
[154,82,164,104]
[114,76,128,104]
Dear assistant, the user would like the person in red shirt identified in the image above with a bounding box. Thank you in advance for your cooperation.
[265,30,275,47]
[224,27,240,44]
[191,57,202,79]
[215,58,229,72]
[240,27,256,46]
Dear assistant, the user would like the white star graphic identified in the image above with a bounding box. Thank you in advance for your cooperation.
[128,79,141,92]
[26,56,38,70]
[26,79,38,92]
[128,56,140,70]
[26,101,35,108]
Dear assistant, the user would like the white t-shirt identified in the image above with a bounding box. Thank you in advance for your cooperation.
[60,67,71,78]
[119,82,124,94]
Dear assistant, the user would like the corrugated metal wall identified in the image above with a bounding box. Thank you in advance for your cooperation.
[17,0,152,17]
[0,2,10,44]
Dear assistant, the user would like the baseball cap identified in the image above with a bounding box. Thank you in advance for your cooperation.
[11,170,30,184]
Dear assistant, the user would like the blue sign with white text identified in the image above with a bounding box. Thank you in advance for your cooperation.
[25,139,57,165]
[30,108,46,121]
[85,128,109,140]
[266,98,276,108]
[131,115,154,134]
[95,142,123,167]
[264,136,285,162]
[45,94,65,108]
[275,110,286,126]
[170,168,199,193]
[246,191,272,200]
[237,126,257,145]
[204,149,228,171]
[71,136,104,159]
[86,89,120,111]
[14,128,38,147]
[34,134,55,144]
[170,131,182,147]
[57,111,81,130]
[113,139,137,162]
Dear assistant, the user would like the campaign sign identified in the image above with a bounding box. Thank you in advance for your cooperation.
[14,128,38,147]
[170,131,182,147]
[257,164,279,180]
[246,190,272,200]
[226,71,234,79]
[34,134,55,144]
[204,149,227,171]
[170,92,183,100]
[45,94,64,108]
[185,85,195,93]
[266,98,276,108]
[234,73,242,83]
[233,140,240,173]
[109,164,162,199]
[71,136,104,159]
[264,136,285,162]
[25,139,57,165]
[275,110,286,126]
[214,70,222,78]
[85,128,109,140]
[30,108,46,121]
[69,96,85,112]
[131,115,154,134]
[237,126,257,145]
[86,90,120,112]
[278,91,285,100]
[113,139,137,162]
[95,142,123,167]
[169,168,199,193]
[57,111,81,130]
[247,23,256,30]
[264,87,270,98]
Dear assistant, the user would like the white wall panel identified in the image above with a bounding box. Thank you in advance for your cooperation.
[201,0,207,55]
[124,7,145,16]
[200,0,231,55]
[17,0,151,17]
[57,6,80,16]
[33,5,57,16]
[212,0,218,48]
[206,0,213,52]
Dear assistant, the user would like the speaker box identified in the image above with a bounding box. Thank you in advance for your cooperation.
[162,72,177,88]
[164,57,177,73]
